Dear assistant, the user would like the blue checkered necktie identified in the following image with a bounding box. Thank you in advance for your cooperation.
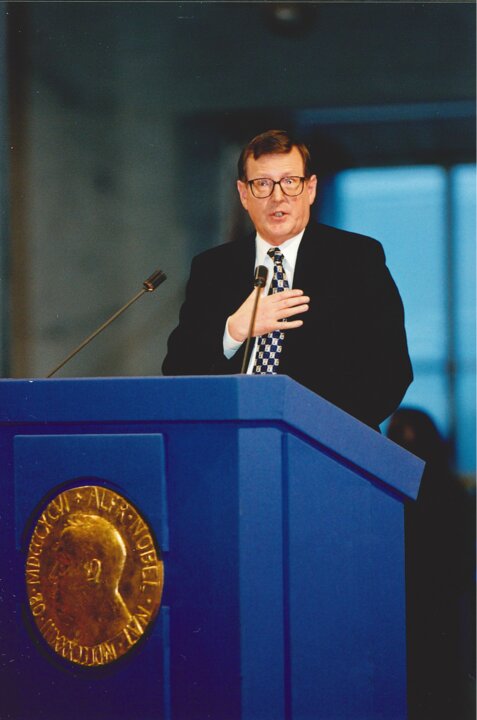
[253,247,289,374]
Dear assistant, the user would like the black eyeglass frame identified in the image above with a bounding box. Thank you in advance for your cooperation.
[246,176,306,198]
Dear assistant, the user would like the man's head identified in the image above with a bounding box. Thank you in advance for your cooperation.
[49,514,128,622]
[237,129,317,246]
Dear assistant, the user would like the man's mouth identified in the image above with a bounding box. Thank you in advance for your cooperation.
[272,211,286,218]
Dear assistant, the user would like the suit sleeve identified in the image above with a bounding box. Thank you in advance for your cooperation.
[343,240,413,427]
[162,253,241,376]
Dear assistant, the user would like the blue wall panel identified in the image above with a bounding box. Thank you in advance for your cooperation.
[285,433,406,720]
[11,432,169,720]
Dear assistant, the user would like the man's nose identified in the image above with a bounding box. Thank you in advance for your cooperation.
[49,561,59,581]
[271,182,286,200]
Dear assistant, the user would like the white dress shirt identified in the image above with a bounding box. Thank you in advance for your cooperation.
[223,230,305,372]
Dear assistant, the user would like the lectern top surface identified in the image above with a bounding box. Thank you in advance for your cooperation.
[0,375,424,500]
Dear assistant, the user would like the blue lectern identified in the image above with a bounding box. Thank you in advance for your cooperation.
[0,376,423,720]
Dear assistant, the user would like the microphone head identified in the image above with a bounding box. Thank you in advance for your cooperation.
[254,265,268,288]
[143,268,167,291]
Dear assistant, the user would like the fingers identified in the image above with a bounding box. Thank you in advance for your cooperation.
[263,291,310,318]
[276,319,304,330]
[253,289,310,336]
[269,288,306,301]
[229,288,311,341]
[276,302,310,320]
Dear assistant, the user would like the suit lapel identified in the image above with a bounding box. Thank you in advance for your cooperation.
[227,234,256,306]
[292,223,324,292]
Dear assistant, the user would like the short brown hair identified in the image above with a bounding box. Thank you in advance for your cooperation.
[237,129,312,181]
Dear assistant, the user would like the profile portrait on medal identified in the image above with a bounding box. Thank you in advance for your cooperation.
[48,512,132,646]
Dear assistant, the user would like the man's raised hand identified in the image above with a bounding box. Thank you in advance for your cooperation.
[228,288,310,343]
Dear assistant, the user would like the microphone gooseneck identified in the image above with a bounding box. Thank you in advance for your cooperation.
[46,267,167,378]
[240,265,268,374]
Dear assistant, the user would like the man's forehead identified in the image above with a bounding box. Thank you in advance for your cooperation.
[246,148,304,176]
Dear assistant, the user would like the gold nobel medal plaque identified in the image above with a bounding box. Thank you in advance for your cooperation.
[25,486,164,667]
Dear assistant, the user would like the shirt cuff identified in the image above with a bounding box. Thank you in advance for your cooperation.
[223,317,243,359]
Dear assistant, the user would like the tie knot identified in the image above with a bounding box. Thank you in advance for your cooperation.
[268,248,284,266]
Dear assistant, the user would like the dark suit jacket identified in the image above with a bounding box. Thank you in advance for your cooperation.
[162,222,413,428]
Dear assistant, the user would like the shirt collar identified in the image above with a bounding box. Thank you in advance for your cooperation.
[255,229,305,267]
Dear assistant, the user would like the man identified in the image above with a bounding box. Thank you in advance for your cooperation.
[162,129,412,429]
[48,513,132,646]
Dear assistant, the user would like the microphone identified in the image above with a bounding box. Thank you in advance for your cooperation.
[254,264,268,289]
[240,265,268,374]
[46,267,167,378]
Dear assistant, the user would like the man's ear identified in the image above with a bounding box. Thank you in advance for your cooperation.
[307,174,318,205]
[237,180,249,210]
[84,558,101,583]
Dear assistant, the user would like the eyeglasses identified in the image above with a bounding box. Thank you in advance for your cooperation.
[247,176,306,198]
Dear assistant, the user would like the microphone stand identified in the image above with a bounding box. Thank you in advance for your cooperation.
[240,266,268,374]
[46,268,167,378]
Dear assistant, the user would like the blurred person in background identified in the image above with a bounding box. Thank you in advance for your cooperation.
[387,408,475,720]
